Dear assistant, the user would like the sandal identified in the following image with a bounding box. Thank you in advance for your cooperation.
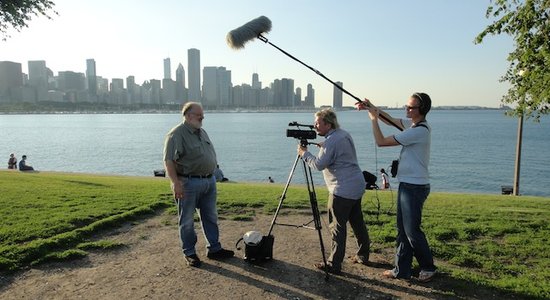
[314,262,341,275]
[418,270,436,282]
[350,255,369,265]
[382,269,397,279]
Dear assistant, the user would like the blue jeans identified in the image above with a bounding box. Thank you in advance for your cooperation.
[176,176,221,256]
[393,182,435,278]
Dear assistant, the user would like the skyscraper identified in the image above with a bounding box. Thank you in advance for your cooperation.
[187,48,201,102]
[110,78,125,105]
[175,63,187,103]
[163,58,171,80]
[28,60,48,89]
[0,61,23,102]
[282,78,294,107]
[86,59,97,99]
[57,71,86,92]
[295,87,302,106]
[150,79,161,105]
[202,67,218,107]
[305,83,315,107]
[252,73,261,89]
[202,66,232,107]
[333,81,343,108]
[162,78,176,104]
[126,75,138,104]
[218,68,232,107]
[28,60,48,101]
[58,71,86,102]
[272,78,294,107]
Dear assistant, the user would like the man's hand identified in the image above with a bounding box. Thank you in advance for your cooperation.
[171,180,184,200]
[164,160,184,200]
[297,144,307,157]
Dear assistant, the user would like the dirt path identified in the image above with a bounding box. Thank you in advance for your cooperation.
[0,211,515,300]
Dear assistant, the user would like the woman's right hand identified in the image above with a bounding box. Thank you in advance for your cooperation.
[355,98,370,111]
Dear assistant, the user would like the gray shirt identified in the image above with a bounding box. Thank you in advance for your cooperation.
[163,122,217,176]
[302,128,366,200]
[394,119,431,185]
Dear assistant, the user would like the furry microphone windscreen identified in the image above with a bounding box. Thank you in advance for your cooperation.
[226,16,272,49]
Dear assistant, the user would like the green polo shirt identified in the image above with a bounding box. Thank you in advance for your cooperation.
[163,122,217,176]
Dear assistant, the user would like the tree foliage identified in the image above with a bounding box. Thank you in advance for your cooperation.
[475,0,550,120]
[0,0,57,40]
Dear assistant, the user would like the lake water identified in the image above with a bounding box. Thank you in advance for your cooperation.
[1,110,548,197]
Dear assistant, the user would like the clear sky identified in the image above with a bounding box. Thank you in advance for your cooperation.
[1,0,514,108]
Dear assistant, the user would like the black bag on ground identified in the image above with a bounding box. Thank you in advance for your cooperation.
[236,231,274,263]
[362,170,378,190]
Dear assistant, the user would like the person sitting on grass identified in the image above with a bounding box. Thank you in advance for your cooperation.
[8,153,17,169]
[18,155,35,171]
[214,164,229,182]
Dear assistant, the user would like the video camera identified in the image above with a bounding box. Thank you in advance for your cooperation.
[286,122,316,146]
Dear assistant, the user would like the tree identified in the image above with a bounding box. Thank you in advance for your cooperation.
[475,0,550,120]
[0,0,57,41]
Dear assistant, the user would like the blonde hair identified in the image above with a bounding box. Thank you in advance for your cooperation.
[315,108,340,129]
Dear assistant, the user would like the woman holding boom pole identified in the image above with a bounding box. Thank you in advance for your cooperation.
[356,93,437,283]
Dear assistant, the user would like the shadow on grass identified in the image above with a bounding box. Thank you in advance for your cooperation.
[62,180,110,187]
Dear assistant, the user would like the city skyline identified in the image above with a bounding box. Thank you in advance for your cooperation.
[1,1,513,107]
[1,49,324,107]
[0,52,322,108]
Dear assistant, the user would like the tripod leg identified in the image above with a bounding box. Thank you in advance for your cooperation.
[302,160,330,280]
[267,154,301,236]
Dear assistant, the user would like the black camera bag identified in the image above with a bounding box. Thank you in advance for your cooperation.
[236,234,274,263]
[390,159,399,178]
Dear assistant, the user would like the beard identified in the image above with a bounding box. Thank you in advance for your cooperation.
[187,119,202,129]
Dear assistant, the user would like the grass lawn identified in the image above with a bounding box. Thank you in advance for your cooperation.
[0,170,548,299]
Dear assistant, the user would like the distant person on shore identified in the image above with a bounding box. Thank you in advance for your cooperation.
[8,153,17,169]
[163,101,234,268]
[298,108,370,275]
[380,168,390,189]
[356,93,436,282]
[268,176,274,183]
[18,155,34,171]
[213,164,229,182]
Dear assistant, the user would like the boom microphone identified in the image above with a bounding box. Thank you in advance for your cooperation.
[226,16,272,49]
[226,16,404,131]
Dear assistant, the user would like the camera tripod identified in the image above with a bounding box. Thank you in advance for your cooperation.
[267,139,329,280]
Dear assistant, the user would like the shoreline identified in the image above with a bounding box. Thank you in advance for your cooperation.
[0,106,511,115]
[2,169,548,198]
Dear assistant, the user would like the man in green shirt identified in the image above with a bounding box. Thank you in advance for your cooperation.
[164,102,234,268]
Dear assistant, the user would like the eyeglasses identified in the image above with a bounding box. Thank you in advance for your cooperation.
[405,106,419,110]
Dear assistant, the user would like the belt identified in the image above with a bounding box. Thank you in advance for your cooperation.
[181,174,212,178]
